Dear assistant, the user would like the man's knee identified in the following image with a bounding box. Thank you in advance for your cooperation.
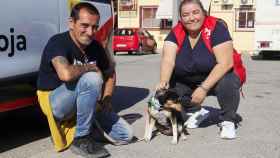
[52,106,73,121]
[78,72,103,92]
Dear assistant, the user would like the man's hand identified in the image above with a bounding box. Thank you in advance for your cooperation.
[51,56,104,82]
[97,96,113,112]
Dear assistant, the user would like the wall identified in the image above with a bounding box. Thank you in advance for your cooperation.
[118,0,165,48]
[210,1,255,52]
[117,0,256,52]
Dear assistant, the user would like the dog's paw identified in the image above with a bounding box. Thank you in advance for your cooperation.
[144,130,153,142]
[144,136,151,142]
[171,139,178,145]
[181,135,187,141]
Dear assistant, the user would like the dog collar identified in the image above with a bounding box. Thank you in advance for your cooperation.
[148,96,163,111]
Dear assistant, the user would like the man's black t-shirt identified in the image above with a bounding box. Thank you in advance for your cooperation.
[37,31,109,90]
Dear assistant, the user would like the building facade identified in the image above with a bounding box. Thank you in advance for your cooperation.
[211,0,255,52]
[117,0,256,52]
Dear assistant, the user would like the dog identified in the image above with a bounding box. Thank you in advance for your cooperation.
[144,89,189,144]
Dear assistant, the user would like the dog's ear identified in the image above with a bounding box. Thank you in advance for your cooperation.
[155,89,180,105]
[180,95,191,105]
[165,89,179,102]
[166,88,192,107]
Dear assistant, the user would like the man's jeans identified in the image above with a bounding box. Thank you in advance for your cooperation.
[49,72,133,143]
[92,111,133,145]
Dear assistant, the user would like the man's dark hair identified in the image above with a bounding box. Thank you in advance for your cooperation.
[70,2,100,21]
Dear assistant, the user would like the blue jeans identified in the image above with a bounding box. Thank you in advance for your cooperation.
[92,111,133,145]
[49,72,133,143]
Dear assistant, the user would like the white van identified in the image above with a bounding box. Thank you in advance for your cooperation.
[252,0,280,58]
[0,0,113,112]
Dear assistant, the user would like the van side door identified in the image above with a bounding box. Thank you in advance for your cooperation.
[0,0,59,80]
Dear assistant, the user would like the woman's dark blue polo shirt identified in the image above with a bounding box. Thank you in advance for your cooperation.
[165,21,232,80]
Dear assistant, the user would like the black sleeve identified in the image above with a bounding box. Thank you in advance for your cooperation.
[211,21,232,47]
[43,35,68,64]
[164,31,178,45]
[97,48,109,73]
[89,40,109,73]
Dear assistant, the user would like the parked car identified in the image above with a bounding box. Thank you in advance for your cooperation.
[113,28,157,55]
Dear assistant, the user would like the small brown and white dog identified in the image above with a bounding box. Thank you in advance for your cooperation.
[144,89,188,144]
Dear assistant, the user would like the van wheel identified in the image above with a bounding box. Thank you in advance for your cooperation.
[113,51,116,55]
[128,51,133,55]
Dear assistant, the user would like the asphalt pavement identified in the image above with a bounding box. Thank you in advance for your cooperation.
[1,52,280,158]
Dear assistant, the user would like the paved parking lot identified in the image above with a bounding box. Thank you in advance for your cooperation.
[1,53,280,158]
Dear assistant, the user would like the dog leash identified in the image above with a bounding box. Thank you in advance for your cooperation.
[133,132,162,143]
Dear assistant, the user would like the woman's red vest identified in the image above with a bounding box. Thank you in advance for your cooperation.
[171,16,246,85]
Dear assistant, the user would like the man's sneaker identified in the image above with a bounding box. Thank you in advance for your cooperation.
[184,108,209,129]
[219,121,236,139]
[70,135,110,158]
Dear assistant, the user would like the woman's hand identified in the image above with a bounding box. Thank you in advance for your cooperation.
[191,87,207,105]
[156,82,169,90]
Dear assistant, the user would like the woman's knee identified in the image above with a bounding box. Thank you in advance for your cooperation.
[216,72,240,91]
[214,72,241,107]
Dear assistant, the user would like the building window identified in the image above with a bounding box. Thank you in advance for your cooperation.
[160,19,173,29]
[221,4,233,10]
[118,0,137,17]
[236,9,255,31]
[141,7,161,28]
[119,0,137,11]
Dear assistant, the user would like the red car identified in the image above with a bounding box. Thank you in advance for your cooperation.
[113,28,157,55]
